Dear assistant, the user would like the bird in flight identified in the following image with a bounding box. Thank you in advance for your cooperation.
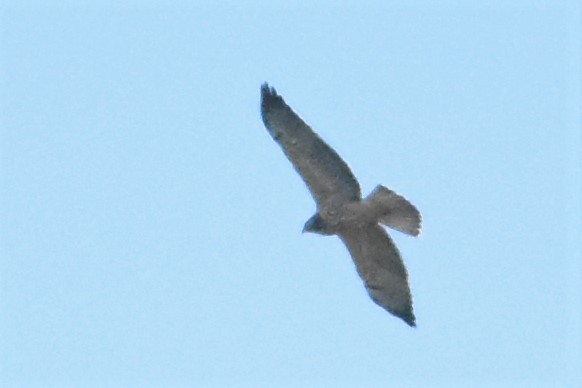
[260,83,422,327]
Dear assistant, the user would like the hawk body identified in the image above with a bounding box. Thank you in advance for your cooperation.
[260,83,422,327]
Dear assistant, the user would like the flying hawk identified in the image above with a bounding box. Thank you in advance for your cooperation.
[260,83,422,327]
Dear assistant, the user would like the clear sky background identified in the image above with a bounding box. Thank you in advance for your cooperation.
[1,1,581,387]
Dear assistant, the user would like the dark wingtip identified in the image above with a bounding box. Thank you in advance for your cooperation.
[261,82,277,99]
[394,307,416,327]
[403,311,417,327]
[261,82,281,104]
[260,82,286,118]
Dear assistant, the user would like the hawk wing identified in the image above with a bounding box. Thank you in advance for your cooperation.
[338,224,416,326]
[260,83,361,205]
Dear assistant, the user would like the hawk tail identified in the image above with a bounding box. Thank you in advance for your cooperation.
[365,185,422,237]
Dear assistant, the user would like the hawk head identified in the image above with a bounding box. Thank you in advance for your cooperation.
[302,214,333,235]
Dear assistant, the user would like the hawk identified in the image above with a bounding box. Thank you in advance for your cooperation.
[260,83,422,327]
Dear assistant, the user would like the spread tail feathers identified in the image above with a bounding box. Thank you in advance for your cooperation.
[365,185,422,236]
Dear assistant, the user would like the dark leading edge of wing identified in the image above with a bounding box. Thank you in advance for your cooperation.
[260,83,361,205]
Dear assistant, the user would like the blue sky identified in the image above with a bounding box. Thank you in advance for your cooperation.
[1,2,581,387]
